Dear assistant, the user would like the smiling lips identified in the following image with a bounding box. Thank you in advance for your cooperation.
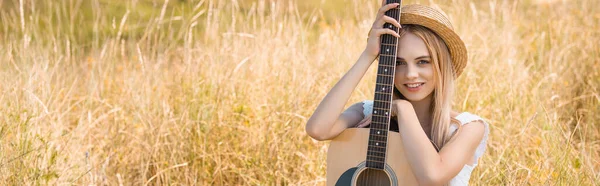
[404,83,425,92]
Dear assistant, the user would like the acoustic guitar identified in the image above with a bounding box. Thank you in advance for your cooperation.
[326,0,418,185]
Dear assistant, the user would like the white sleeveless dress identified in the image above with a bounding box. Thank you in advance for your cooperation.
[361,100,490,186]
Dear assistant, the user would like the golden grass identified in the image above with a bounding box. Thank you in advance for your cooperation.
[0,0,599,185]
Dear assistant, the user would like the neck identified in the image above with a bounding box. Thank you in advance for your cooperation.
[409,94,433,132]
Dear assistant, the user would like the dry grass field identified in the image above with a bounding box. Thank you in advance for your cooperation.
[0,0,599,185]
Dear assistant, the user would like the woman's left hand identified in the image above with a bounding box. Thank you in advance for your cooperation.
[355,100,413,128]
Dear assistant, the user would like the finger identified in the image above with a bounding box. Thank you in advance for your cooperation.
[379,15,401,29]
[377,3,399,17]
[357,115,371,127]
[356,120,365,127]
[357,120,370,128]
[372,28,400,38]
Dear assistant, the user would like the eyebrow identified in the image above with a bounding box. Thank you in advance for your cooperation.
[397,55,431,61]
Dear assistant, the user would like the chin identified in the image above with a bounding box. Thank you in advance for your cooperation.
[403,95,428,102]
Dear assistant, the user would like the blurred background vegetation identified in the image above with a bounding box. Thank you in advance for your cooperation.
[0,0,599,185]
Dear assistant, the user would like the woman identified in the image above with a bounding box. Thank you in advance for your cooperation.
[305,3,489,186]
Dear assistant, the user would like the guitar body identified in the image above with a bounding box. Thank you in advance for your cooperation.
[327,128,418,186]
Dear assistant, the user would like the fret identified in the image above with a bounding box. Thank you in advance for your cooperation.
[371,120,390,126]
[382,23,399,32]
[368,151,386,158]
[376,75,394,84]
[368,145,387,151]
[368,133,388,138]
[366,159,385,163]
[372,114,390,121]
[381,34,398,44]
[370,128,389,135]
[376,74,394,78]
[367,154,386,162]
[369,128,388,136]
[376,80,394,87]
[375,92,392,96]
[375,82,394,87]
[368,146,387,153]
[370,106,389,115]
[369,139,387,145]
[366,156,386,164]
[368,142,387,149]
[370,118,390,123]
[366,161,384,168]
[370,125,389,132]
[368,146,387,152]
[373,106,391,110]
[374,84,393,92]
[386,0,402,4]
[368,141,388,150]
[377,65,395,76]
[374,99,392,103]
[373,93,390,102]
[372,113,392,118]
[369,123,389,130]
[371,107,389,116]
[378,55,395,64]
[375,83,393,90]
[367,153,386,159]
[380,44,396,55]
[371,122,389,128]
[384,9,400,19]
[381,43,396,46]
[378,64,395,68]
[366,161,385,169]
[373,102,391,111]
[370,119,390,124]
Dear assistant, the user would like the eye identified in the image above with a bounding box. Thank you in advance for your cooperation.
[396,60,406,66]
[417,60,430,64]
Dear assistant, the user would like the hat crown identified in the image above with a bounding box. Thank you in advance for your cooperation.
[401,4,454,30]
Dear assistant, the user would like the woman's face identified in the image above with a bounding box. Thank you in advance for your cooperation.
[394,32,435,102]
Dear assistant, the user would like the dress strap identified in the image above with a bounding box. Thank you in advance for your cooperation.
[361,100,374,117]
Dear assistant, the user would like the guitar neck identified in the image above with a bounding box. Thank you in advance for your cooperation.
[366,0,402,170]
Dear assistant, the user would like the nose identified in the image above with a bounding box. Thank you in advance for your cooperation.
[405,64,418,80]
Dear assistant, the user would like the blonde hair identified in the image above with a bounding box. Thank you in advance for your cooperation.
[393,24,461,149]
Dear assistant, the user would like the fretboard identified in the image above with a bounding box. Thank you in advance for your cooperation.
[366,0,402,170]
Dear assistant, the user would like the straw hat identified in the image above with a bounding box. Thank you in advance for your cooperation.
[400,4,467,78]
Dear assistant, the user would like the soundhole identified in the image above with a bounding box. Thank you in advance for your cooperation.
[355,168,391,186]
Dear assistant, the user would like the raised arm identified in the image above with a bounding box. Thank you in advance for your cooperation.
[305,1,402,141]
[393,100,486,185]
